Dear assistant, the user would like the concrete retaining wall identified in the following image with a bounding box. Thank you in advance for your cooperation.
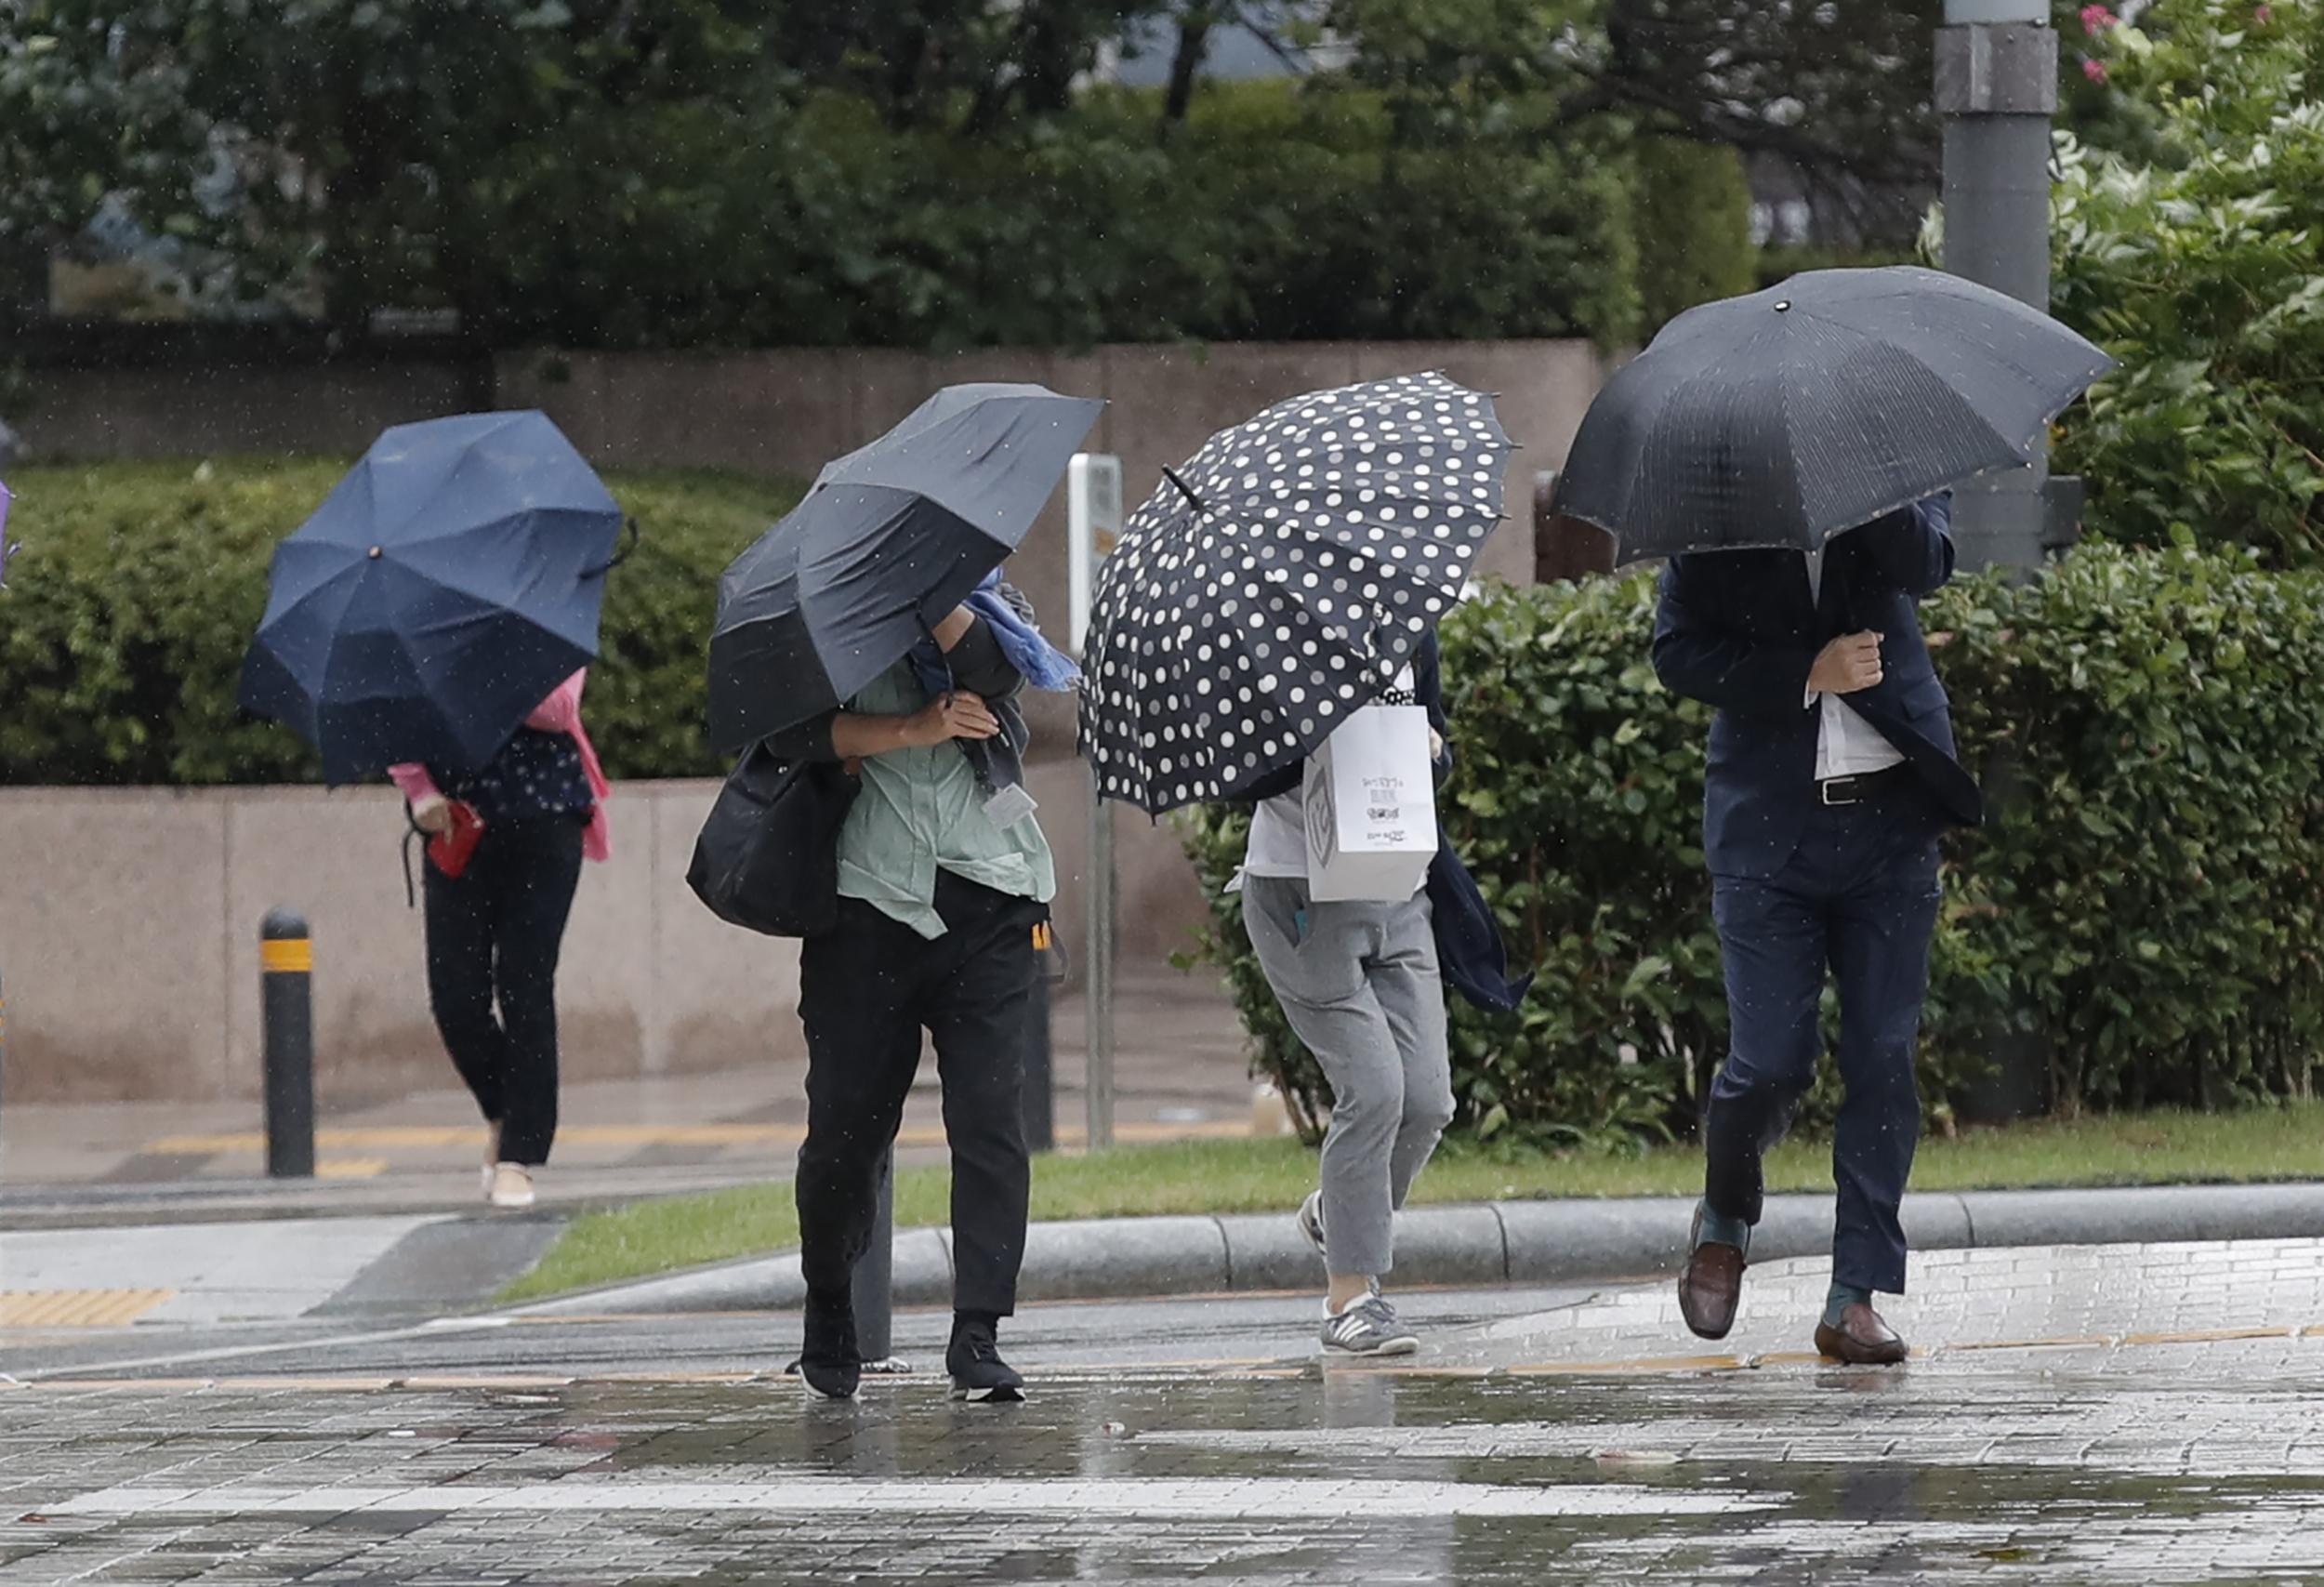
[0,759,1199,1105]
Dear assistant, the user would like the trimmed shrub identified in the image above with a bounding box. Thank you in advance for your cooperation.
[1178,545,2324,1144]
[0,458,801,786]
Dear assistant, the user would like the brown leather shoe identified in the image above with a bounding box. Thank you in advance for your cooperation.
[1813,1303,1909,1366]
[1677,1212,1746,1341]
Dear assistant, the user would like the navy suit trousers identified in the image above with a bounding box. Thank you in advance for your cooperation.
[1704,785,1943,1294]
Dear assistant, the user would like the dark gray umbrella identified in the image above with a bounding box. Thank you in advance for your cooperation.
[1553,266,2114,562]
[707,383,1103,751]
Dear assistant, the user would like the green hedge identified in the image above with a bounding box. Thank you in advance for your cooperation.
[0,458,801,786]
[1178,545,2324,1144]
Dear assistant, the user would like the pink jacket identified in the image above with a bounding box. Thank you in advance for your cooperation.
[388,669,612,863]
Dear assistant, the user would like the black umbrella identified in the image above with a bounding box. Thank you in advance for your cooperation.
[707,383,1103,752]
[1078,372,1511,815]
[1553,265,2114,562]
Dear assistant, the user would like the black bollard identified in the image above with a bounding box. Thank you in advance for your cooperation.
[260,909,315,1179]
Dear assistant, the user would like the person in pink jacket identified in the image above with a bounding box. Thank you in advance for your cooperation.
[390,669,611,1208]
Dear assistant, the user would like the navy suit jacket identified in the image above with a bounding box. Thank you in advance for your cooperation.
[1651,496,1984,880]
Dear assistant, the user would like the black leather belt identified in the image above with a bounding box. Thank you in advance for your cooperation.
[1818,765,1914,807]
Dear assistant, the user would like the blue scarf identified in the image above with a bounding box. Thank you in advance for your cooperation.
[910,572,1078,698]
[909,573,1074,796]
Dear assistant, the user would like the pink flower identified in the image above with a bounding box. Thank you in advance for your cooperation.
[2256,4,2272,20]
[2083,55,2109,83]
[2080,3,2117,31]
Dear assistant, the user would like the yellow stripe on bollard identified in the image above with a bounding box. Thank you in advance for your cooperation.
[260,938,313,974]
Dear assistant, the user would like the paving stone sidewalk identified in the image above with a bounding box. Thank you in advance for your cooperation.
[1,968,1268,1222]
[7,1239,2324,1584]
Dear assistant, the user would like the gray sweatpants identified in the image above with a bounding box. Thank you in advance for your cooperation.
[1241,875,1455,1277]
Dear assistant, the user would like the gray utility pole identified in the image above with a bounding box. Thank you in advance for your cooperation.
[1936,0,2081,571]
[1935,0,2070,1120]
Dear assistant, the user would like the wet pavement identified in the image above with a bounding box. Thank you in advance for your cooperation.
[7,1240,2324,1584]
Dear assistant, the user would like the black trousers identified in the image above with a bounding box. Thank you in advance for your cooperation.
[422,816,586,1167]
[796,873,1042,1317]
[1704,786,1943,1295]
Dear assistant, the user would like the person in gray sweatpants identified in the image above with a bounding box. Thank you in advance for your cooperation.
[1241,877,1453,1354]
[1233,646,1457,1356]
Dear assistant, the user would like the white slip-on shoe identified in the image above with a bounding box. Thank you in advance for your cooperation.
[488,1162,535,1210]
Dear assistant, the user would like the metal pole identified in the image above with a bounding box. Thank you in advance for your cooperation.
[1937,0,2063,1120]
[852,1144,901,1370]
[1085,768,1116,1151]
[260,909,315,1179]
[1936,0,2061,574]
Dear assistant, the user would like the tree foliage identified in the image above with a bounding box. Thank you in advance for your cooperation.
[0,0,1811,346]
[0,0,770,330]
[2052,0,2324,566]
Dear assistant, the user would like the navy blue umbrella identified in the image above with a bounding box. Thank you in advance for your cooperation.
[706,382,1103,752]
[239,410,626,785]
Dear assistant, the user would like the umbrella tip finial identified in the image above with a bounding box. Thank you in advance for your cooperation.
[1774,300,1792,313]
[367,546,383,559]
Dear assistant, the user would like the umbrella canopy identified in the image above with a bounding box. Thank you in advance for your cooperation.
[1078,372,1511,815]
[706,382,1103,752]
[1553,265,2114,562]
[238,410,625,785]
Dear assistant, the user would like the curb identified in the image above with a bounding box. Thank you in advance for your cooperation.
[508,1181,2324,1317]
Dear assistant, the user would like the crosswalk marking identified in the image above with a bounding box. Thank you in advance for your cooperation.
[50,1476,1773,1520]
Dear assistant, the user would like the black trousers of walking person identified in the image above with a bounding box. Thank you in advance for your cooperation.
[423,816,587,1167]
[796,873,1042,1317]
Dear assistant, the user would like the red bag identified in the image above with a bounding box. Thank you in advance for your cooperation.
[428,800,486,879]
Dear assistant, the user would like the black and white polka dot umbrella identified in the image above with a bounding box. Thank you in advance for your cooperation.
[1077,372,1511,815]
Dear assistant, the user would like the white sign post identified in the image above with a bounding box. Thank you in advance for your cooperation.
[1067,452,1123,654]
[1066,454,1125,1151]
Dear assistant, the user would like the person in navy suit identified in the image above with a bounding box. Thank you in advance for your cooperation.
[1652,494,1981,1364]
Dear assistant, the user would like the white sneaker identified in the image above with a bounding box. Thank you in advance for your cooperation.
[487,1162,535,1210]
[1321,1291,1419,1356]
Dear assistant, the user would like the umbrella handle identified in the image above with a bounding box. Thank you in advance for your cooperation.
[401,820,421,911]
[583,518,640,578]
[1161,466,1208,514]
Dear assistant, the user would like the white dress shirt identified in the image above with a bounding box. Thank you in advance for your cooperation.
[1804,549,1907,782]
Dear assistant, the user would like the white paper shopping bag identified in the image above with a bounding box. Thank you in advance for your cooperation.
[1301,704,1438,902]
